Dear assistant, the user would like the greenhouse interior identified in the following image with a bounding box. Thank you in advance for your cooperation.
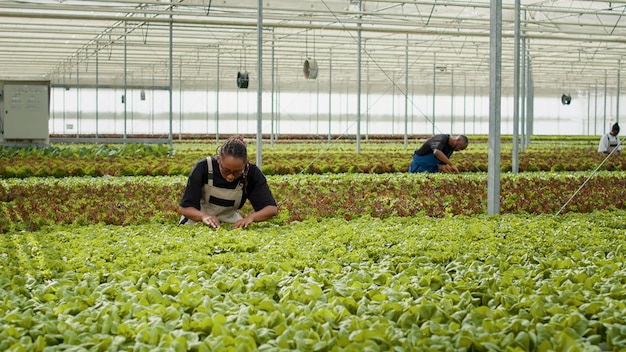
[2,2,626,351]
[1,0,625,144]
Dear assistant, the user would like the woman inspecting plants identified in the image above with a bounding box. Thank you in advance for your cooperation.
[178,136,278,229]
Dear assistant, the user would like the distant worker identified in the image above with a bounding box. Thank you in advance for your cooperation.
[598,123,622,155]
[409,134,469,173]
[179,136,278,229]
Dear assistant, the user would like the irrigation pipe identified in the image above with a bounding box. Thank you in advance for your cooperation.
[555,136,625,216]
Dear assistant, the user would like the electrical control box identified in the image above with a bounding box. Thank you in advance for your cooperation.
[0,80,50,145]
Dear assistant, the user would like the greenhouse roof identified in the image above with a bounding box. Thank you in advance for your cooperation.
[0,0,625,96]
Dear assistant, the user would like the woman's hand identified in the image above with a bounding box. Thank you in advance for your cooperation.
[233,216,254,229]
[232,206,278,229]
[202,215,221,228]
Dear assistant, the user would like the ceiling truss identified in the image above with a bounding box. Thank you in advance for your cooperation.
[0,0,625,96]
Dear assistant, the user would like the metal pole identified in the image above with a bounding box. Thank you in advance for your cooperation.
[76,61,79,138]
[594,80,598,135]
[432,54,436,135]
[275,74,280,138]
[316,70,320,136]
[463,75,466,134]
[404,33,409,147]
[602,70,607,133]
[411,85,415,134]
[179,56,182,141]
[63,75,65,135]
[488,0,502,215]
[236,83,239,134]
[587,86,591,135]
[151,66,155,135]
[256,0,263,168]
[328,50,332,141]
[124,20,128,142]
[216,46,220,143]
[602,70,608,133]
[512,0,520,173]
[95,42,99,138]
[206,59,209,135]
[356,0,362,154]
[450,68,454,134]
[392,74,395,135]
[519,10,528,148]
[366,58,370,140]
[473,82,476,134]
[168,5,173,146]
[271,35,275,146]
[521,34,527,151]
[617,59,621,124]
[527,64,534,140]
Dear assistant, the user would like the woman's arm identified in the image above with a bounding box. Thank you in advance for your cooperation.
[179,206,207,222]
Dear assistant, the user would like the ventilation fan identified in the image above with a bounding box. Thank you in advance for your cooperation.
[303,59,318,80]
[237,71,249,89]
[561,93,571,105]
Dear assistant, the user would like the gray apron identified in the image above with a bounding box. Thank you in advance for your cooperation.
[181,157,244,225]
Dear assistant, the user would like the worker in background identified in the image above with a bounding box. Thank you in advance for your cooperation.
[409,134,469,173]
[598,122,622,155]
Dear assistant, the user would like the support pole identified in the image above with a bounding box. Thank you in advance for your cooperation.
[168,5,173,146]
[271,35,275,146]
[256,0,263,168]
[216,46,220,143]
[618,59,621,124]
[450,68,454,133]
[124,20,128,142]
[488,0,502,215]
[512,0,520,173]
[95,42,99,138]
[328,50,332,141]
[432,57,436,135]
[602,70,608,134]
[356,0,362,154]
[520,33,527,151]
[404,34,409,147]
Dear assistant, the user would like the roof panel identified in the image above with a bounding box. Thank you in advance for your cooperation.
[0,0,624,95]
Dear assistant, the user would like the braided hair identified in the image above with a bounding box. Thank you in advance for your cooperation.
[216,135,250,192]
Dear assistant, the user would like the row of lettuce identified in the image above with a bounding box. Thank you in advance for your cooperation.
[1,172,625,233]
[0,142,623,178]
[1,212,625,350]
[3,141,625,351]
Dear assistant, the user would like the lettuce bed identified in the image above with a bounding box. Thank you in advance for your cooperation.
[2,172,626,233]
[1,212,626,351]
